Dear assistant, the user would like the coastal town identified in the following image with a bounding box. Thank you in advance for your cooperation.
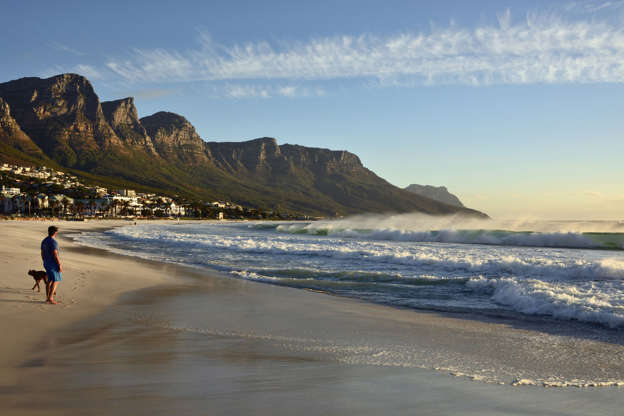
[0,163,308,220]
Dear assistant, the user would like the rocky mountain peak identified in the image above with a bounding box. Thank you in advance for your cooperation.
[404,184,465,208]
[101,97,156,154]
[140,111,211,164]
[0,74,101,122]
[0,74,122,167]
[102,97,138,125]
[141,111,193,130]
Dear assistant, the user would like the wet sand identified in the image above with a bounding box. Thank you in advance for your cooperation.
[2,220,624,415]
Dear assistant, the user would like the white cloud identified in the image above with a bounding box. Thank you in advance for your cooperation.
[40,64,103,80]
[225,84,271,99]
[278,86,297,97]
[118,88,176,100]
[49,42,85,56]
[565,0,624,13]
[222,84,324,99]
[73,64,103,80]
[101,11,624,87]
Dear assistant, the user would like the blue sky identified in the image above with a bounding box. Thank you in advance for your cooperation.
[2,0,624,219]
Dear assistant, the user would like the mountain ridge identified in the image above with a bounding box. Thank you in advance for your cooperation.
[0,73,487,218]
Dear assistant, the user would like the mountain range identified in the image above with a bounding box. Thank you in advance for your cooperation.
[0,73,486,217]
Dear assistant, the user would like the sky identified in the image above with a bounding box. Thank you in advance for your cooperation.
[1,0,623,219]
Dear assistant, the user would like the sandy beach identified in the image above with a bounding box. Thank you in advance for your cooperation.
[2,220,624,415]
[0,221,179,381]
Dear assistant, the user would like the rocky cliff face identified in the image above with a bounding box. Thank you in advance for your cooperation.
[101,97,157,155]
[205,139,365,178]
[280,144,363,174]
[0,74,122,167]
[0,97,46,159]
[140,111,212,164]
[404,184,465,207]
[208,138,286,174]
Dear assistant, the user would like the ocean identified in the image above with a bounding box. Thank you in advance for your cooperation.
[74,214,624,329]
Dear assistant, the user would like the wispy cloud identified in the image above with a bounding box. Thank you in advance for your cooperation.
[101,10,624,87]
[565,0,624,13]
[583,190,624,201]
[118,88,176,100]
[49,41,86,56]
[584,191,604,198]
[223,84,325,99]
[40,64,103,80]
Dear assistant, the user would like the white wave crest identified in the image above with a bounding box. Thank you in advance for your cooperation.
[467,276,624,328]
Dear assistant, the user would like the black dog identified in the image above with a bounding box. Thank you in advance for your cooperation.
[28,270,48,292]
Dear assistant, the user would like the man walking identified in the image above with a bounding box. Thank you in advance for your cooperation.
[41,226,62,304]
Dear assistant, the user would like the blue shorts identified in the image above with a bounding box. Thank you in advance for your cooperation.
[45,267,62,282]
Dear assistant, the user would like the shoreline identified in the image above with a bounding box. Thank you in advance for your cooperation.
[3,221,624,413]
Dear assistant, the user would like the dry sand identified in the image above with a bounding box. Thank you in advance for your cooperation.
[0,220,179,376]
[2,220,624,415]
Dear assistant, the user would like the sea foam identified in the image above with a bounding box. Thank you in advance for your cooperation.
[76,221,624,328]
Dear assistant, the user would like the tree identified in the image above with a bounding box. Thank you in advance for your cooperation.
[50,199,60,218]
[26,193,33,217]
[88,196,96,217]
[121,200,130,216]
[61,197,70,217]
[110,199,119,217]
[100,202,108,218]
[75,201,85,218]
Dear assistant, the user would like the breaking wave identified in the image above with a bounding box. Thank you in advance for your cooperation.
[76,220,624,328]
[467,276,624,328]
[274,224,624,250]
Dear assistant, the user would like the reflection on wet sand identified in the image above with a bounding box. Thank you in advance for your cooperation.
[4,274,624,415]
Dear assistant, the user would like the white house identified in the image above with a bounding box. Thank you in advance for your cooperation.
[35,194,49,209]
[169,201,185,216]
[117,189,136,197]
[1,186,21,196]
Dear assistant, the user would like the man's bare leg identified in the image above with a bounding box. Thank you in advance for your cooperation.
[47,282,59,304]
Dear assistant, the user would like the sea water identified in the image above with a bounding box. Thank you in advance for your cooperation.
[75,215,624,329]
